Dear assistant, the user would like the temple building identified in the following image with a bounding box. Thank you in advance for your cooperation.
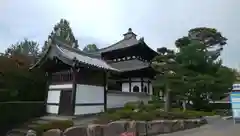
[31,28,157,116]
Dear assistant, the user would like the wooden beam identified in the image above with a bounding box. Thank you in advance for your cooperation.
[129,77,131,92]
[71,68,77,115]
[103,71,107,111]
[147,80,150,94]
[44,72,51,108]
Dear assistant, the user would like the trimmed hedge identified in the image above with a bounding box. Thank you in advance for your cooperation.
[34,120,74,135]
[210,103,231,109]
[0,102,45,135]
[95,102,215,124]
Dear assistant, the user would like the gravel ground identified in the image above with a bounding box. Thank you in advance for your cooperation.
[159,118,239,136]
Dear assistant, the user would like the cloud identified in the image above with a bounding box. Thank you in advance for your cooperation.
[0,0,239,68]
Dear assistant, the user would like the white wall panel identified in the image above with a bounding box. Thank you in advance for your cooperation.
[74,84,105,115]
[49,84,72,89]
[122,83,129,92]
[75,84,104,104]
[46,105,59,114]
[107,92,151,108]
[74,105,104,115]
[47,90,61,103]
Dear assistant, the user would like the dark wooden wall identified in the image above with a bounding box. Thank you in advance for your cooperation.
[51,70,73,84]
[75,68,105,86]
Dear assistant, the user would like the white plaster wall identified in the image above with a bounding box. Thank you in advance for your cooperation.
[107,92,151,108]
[75,84,104,103]
[47,90,61,103]
[75,105,104,115]
[143,83,148,92]
[143,78,149,82]
[122,83,129,92]
[74,84,105,115]
[121,78,152,93]
[149,83,153,95]
[46,105,59,114]
[49,84,72,89]
[46,83,66,114]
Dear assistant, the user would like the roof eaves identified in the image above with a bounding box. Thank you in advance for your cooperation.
[56,45,119,72]
[118,65,150,72]
[29,44,53,70]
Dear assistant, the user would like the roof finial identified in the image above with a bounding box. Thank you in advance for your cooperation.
[123,28,137,39]
[128,28,132,32]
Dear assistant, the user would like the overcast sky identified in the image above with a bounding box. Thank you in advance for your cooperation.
[0,0,239,68]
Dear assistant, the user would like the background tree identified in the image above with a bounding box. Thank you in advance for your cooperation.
[41,19,79,53]
[176,27,227,60]
[174,27,235,110]
[151,47,186,112]
[5,39,40,58]
[83,44,99,52]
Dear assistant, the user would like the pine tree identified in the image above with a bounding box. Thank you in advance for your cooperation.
[41,19,79,53]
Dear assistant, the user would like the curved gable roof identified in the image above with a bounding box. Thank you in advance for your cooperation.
[88,28,157,56]
[30,39,118,71]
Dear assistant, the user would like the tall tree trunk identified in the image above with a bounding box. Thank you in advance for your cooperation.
[182,100,186,112]
[164,85,171,112]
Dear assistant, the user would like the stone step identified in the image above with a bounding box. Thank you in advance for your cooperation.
[27,124,39,129]
[6,129,28,136]
[40,115,74,121]
[31,119,51,125]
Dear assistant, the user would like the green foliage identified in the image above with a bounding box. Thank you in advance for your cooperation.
[123,101,144,110]
[34,120,73,135]
[0,102,45,135]
[42,19,79,53]
[83,44,99,52]
[96,103,213,123]
[0,44,46,134]
[5,39,40,58]
[176,28,234,110]
[0,56,46,101]
[152,27,235,111]
[152,47,186,111]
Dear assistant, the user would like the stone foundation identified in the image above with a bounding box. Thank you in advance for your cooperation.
[42,118,207,136]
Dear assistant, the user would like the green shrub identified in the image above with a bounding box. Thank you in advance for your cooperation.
[213,109,232,116]
[124,101,143,110]
[0,102,45,135]
[34,120,73,135]
[130,111,154,121]
[172,108,216,117]
[114,109,134,119]
[96,103,213,123]
[210,103,231,110]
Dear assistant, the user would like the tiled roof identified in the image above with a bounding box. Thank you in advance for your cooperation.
[56,45,118,71]
[108,59,150,72]
[97,37,139,53]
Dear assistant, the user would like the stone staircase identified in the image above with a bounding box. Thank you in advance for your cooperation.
[6,115,74,136]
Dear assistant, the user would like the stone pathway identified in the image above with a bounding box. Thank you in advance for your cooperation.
[160,119,240,136]
[6,115,73,136]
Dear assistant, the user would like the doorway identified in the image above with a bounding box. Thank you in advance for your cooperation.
[59,89,73,115]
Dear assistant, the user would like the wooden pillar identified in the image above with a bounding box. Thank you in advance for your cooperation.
[129,77,131,92]
[71,68,77,115]
[141,77,143,92]
[103,71,108,111]
[147,80,150,94]
[44,72,51,107]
